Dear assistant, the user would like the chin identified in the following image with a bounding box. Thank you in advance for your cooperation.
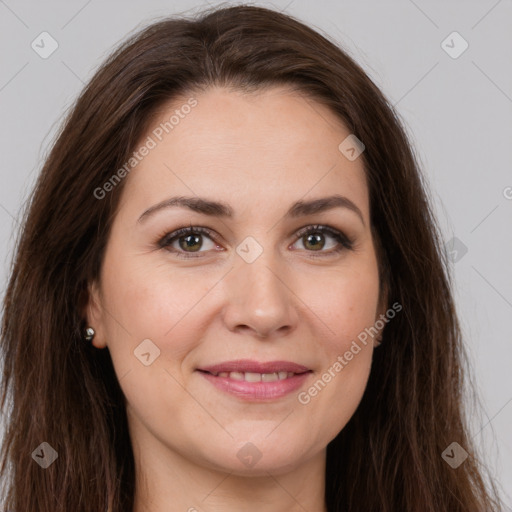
[195,437,311,476]
[206,453,305,477]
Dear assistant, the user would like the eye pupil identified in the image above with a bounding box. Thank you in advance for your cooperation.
[304,233,324,251]
[180,234,202,252]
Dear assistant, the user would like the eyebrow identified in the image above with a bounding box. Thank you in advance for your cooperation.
[137,194,365,226]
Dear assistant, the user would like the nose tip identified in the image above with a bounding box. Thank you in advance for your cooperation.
[240,320,292,339]
[222,256,299,339]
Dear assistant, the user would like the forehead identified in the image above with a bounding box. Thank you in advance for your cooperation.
[119,85,369,222]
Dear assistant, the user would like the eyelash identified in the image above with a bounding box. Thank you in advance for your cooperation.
[157,224,354,260]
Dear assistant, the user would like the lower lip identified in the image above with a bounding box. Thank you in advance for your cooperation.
[197,371,311,401]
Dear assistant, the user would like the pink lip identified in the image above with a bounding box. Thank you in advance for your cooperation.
[197,359,310,374]
[198,371,311,401]
[196,359,312,401]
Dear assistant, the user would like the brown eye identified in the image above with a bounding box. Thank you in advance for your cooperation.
[159,227,219,259]
[292,225,353,257]
[178,233,203,252]
[302,232,326,251]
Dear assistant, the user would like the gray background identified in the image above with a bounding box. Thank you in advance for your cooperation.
[0,0,511,506]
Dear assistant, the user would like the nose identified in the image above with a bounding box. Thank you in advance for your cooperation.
[221,251,299,339]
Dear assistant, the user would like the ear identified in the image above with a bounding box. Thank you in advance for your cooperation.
[84,280,108,349]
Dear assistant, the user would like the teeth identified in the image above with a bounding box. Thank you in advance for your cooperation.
[212,371,298,381]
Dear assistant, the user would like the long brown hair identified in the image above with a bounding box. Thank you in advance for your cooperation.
[0,4,504,511]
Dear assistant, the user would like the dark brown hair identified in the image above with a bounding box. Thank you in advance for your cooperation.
[0,4,504,511]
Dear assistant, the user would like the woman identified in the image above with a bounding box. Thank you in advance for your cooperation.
[0,4,504,511]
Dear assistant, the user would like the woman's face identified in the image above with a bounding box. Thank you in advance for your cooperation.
[87,85,385,476]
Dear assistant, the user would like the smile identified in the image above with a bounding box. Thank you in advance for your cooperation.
[198,370,312,402]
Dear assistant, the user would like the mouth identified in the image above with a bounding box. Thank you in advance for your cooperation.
[196,359,313,401]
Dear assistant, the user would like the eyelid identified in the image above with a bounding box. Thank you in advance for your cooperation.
[293,224,353,246]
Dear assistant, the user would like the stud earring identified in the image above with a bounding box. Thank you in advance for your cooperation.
[84,326,96,341]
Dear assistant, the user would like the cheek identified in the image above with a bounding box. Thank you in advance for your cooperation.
[100,252,222,367]
[294,257,379,418]
[98,258,208,420]
[300,260,381,352]
[295,265,378,446]
[105,244,185,323]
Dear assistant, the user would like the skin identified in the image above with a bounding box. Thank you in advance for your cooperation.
[86,85,387,512]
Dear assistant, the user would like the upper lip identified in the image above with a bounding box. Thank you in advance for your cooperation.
[197,359,311,374]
